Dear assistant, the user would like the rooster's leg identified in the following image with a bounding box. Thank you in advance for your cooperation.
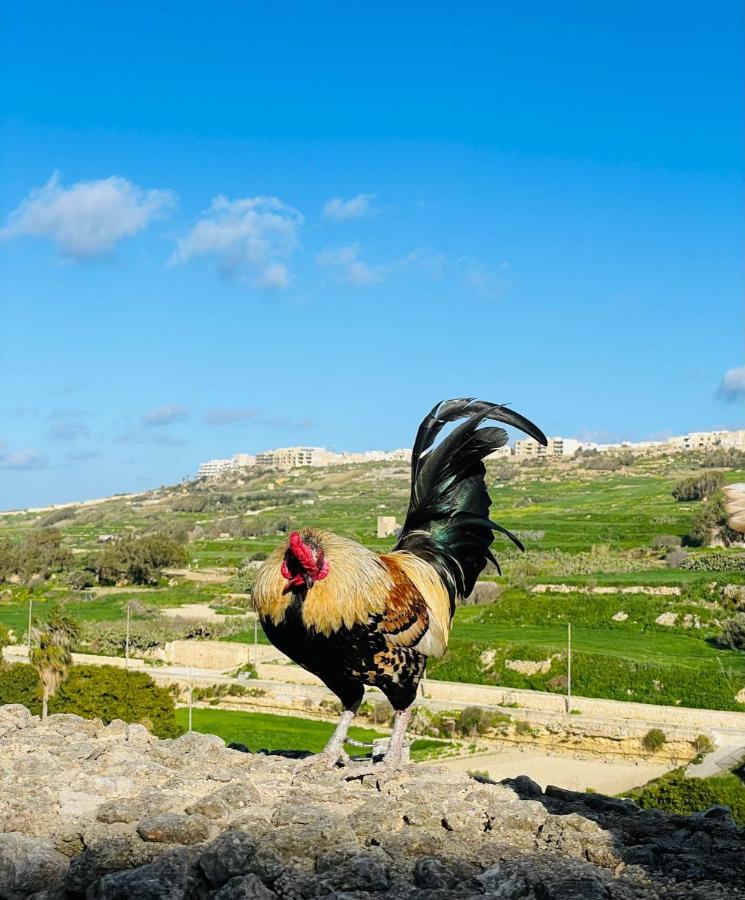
[294,708,356,773]
[346,706,412,779]
[380,706,412,769]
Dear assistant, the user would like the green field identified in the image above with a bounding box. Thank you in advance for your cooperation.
[174,707,453,761]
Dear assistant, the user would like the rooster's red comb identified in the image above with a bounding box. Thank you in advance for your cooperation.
[288,531,316,572]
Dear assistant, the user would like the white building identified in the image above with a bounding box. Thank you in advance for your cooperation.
[667,430,745,452]
[231,453,256,468]
[255,447,331,469]
[197,458,234,479]
[513,436,583,459]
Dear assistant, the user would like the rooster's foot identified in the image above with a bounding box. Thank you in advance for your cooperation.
[292,748,350,778]
[344,754,406,783]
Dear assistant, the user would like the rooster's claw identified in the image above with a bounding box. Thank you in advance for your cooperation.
[291,748,350,779]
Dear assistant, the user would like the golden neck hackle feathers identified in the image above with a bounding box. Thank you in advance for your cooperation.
[252,527,453,656]
[252,528,392,635]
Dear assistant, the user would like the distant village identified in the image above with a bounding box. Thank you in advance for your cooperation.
[196,428,745,479]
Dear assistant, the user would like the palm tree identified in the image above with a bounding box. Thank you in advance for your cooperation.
[30,602,80,719]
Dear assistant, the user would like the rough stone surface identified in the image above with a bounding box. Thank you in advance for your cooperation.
[0,832,69,898]
[0,704,743,898]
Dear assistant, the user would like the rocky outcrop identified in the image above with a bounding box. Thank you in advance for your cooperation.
[0,704,743,899]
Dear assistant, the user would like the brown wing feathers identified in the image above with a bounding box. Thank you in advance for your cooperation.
[377,555,430,647]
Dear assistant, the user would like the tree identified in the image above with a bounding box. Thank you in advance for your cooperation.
[0,529,74,584]
[30,603,81,718]
[0,538,16,581]
[93,533,188,585]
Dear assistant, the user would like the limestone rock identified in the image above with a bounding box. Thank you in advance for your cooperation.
[0,833,68,898]
[137,813,211,845]
[214,873,277,899]
[0,703,743,899]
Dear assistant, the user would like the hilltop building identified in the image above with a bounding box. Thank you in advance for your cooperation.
[668,430,745,452]
[195,429,745,478]
[232,453,256,468]
[255,447,334,469]
[338,448,412,464]
[197,453,256,479]
[197,458,234,479]
[512,436,582,459]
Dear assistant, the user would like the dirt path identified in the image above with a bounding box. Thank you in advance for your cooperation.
[431,747,673,793]
[162,568,232,583]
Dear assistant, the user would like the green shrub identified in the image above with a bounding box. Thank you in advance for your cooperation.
[38,507,78,527]
[626,771,745,825]
[0,663,42,713]
[50,665,180,737]
[66,569,96,590]
[665,549,688,568]
[81,616,243,656]
[719,614,745,650]
[225,569,256,594]
[686,492,741,548]
[642,728,667,752]
[191,683,250,704]
[672,472,725,502]
[457,706,499,735]
[697,448,745,468]
[683,552,745,573]
[651,535,683,551]
[693,734,714,756]
[226,663,258,679]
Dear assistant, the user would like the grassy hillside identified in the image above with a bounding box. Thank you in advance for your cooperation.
[1,450,744,711]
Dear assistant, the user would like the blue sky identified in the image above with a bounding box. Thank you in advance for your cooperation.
[1,1,742,509]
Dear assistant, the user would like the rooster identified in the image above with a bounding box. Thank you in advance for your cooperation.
[253,398,546,774]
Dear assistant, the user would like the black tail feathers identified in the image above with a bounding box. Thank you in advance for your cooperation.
[395,398,546,604]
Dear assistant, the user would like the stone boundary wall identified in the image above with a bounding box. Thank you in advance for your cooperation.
[530,584,681,596]
[3,703,745,899]
[256,663,745,733]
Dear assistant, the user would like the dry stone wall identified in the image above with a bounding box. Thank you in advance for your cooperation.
[0,705,744,899]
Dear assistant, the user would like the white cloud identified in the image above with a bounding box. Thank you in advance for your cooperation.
[322,194,374,221]
[48,421,91,442]
[0,442,47,470]
[203,408,261,426]
[115,428,187,447]
[0,172,175,260]
[397,248,446,278]
[716,365,745,402]
[142,404,190,427]
[170,195,302,288]
[458,257,508,298]
[316,244,382,286]
[66,450,101,461]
